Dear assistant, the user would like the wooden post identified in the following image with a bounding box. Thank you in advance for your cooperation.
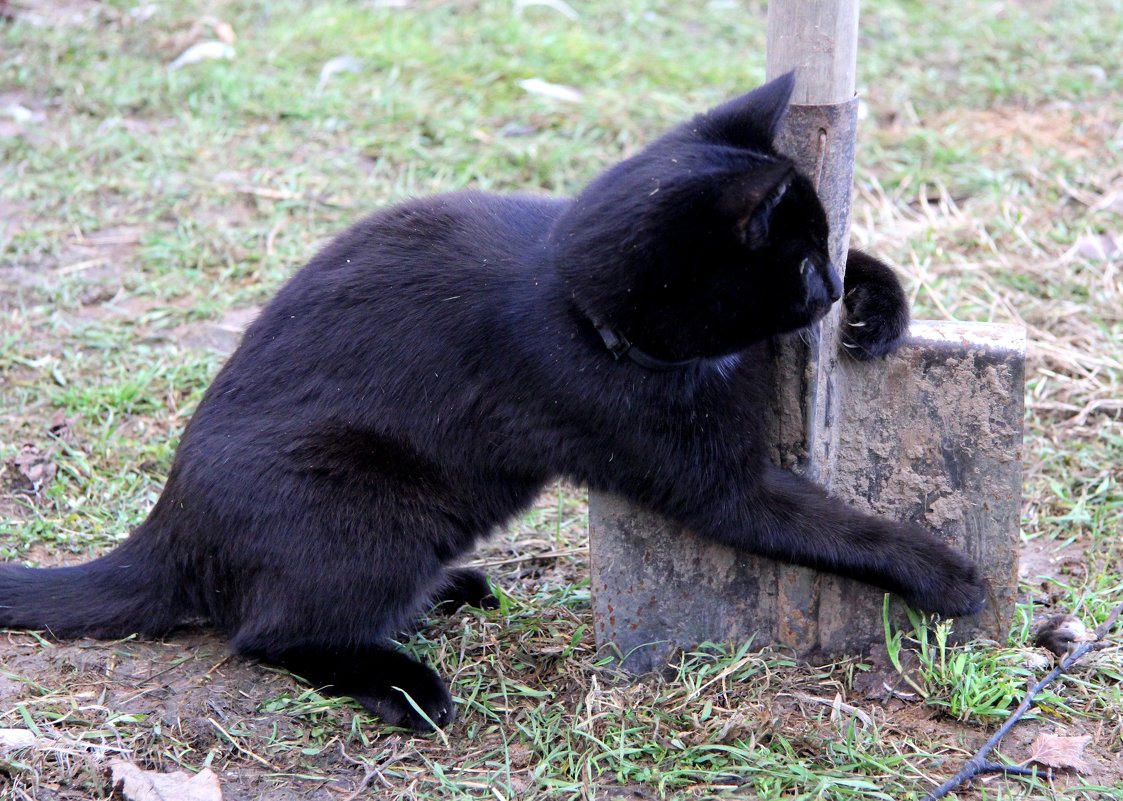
[763,0,859,488]
[767,2,858,106]
[756,0,863,649]
[588,0,1024,671]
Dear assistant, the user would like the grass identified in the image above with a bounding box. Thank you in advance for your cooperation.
[2,0,1122,799]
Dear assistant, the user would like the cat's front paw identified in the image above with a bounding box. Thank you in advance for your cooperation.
[841,250,909,361]
[901,547,987,618]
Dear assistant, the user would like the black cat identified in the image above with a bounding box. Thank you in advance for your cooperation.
[0,74,984,731]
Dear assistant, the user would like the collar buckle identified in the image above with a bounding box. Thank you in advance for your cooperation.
[591,319,699,372]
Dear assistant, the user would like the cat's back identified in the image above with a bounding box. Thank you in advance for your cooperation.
[191,191,567,429]
[267,191,563,327]
[308,190,563,282]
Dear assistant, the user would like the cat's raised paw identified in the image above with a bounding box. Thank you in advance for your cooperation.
[841,251,909,361]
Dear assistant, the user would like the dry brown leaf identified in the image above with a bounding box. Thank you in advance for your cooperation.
[1072,232,1122,261]
[193,15,237,43]
[11,443,56,488]
[109,761,222,801]
[1026,732,1093,773]
[49,409,75,439]
[211,21,236,44]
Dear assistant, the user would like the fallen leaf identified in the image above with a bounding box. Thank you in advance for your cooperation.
[170,306,260,355]
[210,21,236,44]
[1072,232,1122,261]
[128,4,161,22]
[169,41,236,71]
[0,729,37,750]
[499,123,538,138]
[317,55,362,89]
[109,761,223,801]
[187,15,236,44]
[11,443,57,489]
[49,409,75,439]
[1035,614,1096,656]
[517,78,582,103]
[1090,188,1123,214]
[514,0,580,21]
[0,729,90,753]
[3,103,35,124]
[1026,732,1092,773]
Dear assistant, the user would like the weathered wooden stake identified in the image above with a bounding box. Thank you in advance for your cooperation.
[589,0,1025,671]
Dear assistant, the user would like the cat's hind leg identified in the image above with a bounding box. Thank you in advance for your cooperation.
[431,566,499,613]
[250,568,498,729]
[241,639,454,730]
[223,511,459,730]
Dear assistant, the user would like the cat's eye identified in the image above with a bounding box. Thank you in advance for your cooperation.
[761,177,791,213]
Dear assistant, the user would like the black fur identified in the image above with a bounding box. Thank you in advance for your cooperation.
[0,74,985,731]
[841,249,910,359]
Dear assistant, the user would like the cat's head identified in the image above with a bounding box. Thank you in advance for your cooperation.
[553,73,842,362]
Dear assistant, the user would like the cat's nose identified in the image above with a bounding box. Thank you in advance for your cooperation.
[824,262,843,302]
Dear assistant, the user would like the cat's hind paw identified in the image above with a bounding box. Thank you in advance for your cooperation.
[245,641,456,733]
[432,567,499,612]
[352,665,456,732]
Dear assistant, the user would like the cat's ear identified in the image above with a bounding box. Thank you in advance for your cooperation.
[721,161,795,247]
[698,72,795,148]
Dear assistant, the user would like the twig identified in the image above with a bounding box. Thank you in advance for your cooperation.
[470,547,585,568]
[779,692,874,728]
[921,600,1123,801]
[340,766,377,801]
[235,184,349,209]
[207,716,277,769]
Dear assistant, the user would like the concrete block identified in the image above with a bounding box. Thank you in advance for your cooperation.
[590,321,1025,672]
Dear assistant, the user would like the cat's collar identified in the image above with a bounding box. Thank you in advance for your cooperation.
[591,321,699,372]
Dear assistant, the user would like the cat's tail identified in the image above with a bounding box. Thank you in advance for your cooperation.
[0,535,184,639]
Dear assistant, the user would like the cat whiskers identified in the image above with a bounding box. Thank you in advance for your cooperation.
[712,353,742,381]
